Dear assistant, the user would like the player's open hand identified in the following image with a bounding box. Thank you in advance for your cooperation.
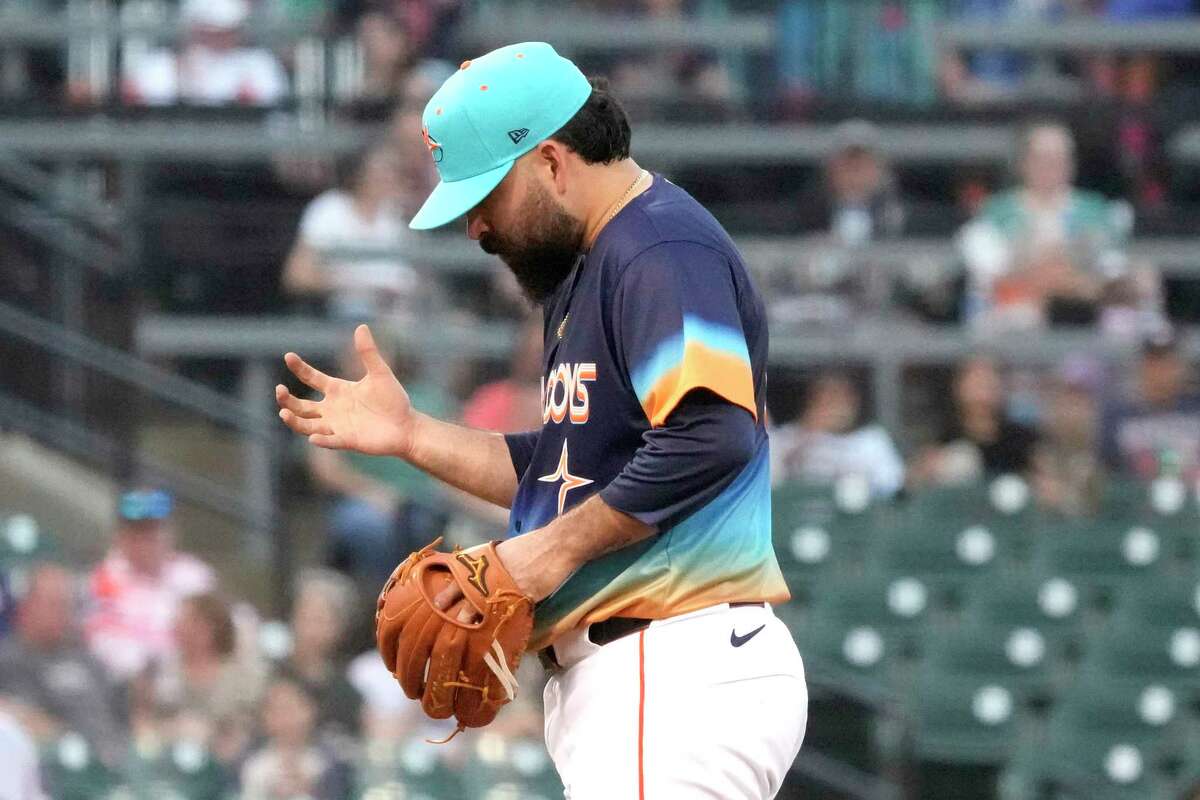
[276,324,417,458]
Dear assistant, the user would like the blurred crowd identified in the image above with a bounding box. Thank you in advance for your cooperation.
[0,488,547,799]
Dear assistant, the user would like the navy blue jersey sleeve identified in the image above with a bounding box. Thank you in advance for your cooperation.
[612,241,757,428]
[504,431,541,479]
[599,389,756,529]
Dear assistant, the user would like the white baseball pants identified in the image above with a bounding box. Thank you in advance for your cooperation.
[543,602,808,799]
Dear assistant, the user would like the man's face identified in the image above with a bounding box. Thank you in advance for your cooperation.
[1021,127,1074,196]
[828,149,882,204]
[117,520,170,575]
[1140,352,1185,406]
[467,158,586,305]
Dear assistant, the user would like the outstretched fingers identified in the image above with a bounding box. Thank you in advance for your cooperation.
[284,351,332,393]
[275,384,321,419]
[278,408,334,437]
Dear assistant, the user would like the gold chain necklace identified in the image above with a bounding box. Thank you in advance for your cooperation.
[586,168,649,249]
[562,169,649,340]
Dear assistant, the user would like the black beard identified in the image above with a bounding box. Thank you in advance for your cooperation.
[479,187,584,305]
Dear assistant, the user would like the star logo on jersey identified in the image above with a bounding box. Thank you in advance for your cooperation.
[538,439,594,516]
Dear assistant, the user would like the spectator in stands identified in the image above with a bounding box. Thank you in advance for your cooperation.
[1033,357,1107,516]
[460,314,545,435]
[1101,326,1200,482]
[909,355,1040,487]
[0,564,126,767]
[957,121,1148,331]
[283,143,423,323]
[795,120,906,245]
[307,343,452,583]
[121,0,289,106]
[939,0,1072,106]
[771,371,905,499]
[142,592,265,768]
[273,569,362,740]
[777,0,941,112]
[85,488,215,682]
[240,675,352,800]
[357,8,412,103]
[0,711,41,800]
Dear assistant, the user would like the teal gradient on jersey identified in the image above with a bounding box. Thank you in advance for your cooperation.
[533,436,785,644]
[409,42,592,230]
[630,315,752,406]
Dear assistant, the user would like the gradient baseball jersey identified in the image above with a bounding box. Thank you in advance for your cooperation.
[504,174,789,650]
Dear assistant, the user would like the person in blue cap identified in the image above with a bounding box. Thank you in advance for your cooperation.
[277,41,806,797]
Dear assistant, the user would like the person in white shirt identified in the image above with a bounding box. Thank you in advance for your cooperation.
[122,0,288,106]
[0,711,43,800]
[283,143,420,322]
[771,371,905,498]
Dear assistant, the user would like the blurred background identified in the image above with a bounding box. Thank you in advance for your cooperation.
[0,0,1199,798]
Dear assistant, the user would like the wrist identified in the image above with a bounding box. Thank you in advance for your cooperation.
[401,410,433,462]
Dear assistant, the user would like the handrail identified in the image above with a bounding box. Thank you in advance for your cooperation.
[0,300,275,438]
[0,388,275,532]
[135,314,1200,366]
[0,153,116,237]
[0,193,121,276]
[0,8,320,46]
[306,236,1200,280]
[939,19,1200,53]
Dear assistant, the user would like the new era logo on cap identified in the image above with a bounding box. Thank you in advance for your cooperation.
[508,128,530,144]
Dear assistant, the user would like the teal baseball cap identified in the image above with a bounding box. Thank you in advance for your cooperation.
[409,42,593,231]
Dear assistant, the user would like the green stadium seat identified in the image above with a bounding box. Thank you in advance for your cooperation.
[1000,673,1189,799]
[919,624,1056,701]
[459,735,563,800]
[1110,575,1200,632]
[1030,519,1169,596]
[866,516,1009,597]
[773,479,886,547]
[40,733,121,800]
[908,674,1021,765]
[1080,622,1200,699]
[959,573,1085,649]
[782,571,935,677]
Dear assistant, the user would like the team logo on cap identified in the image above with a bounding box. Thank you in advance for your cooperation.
[421,125,443,163]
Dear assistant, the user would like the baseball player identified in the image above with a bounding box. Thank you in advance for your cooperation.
[276,41,807,799]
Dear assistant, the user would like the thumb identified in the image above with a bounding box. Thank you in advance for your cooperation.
[355,324,392,377]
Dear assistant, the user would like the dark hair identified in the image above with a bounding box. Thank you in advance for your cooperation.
[183,592,237,658]
[549,77,631,165]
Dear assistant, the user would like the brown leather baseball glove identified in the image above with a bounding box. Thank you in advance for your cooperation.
[375,537,535,739]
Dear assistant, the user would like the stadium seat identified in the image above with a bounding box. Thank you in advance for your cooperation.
[908,673,1021,765]
[1079,622,1200,700]
[918,624,1056,701]
[865,515,1009,599]
[460,735,563,800]
[1000,675,1187,800]
[40,733,121,800]
[772,479,884,554]
[783,570,935,675]
[1110,575,1200,632]
[1030,518,1169,596]
[959,572,1085,651]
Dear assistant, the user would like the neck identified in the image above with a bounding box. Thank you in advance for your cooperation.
[581,159,647,249]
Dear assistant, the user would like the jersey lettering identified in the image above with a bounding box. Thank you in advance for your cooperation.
[543,362,596,425]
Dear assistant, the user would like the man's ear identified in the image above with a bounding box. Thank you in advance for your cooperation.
[535,140,571,195]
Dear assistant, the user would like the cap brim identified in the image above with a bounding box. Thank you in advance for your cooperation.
[409,160,515,231]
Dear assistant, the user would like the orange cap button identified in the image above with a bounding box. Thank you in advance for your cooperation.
[460,60,472,70]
